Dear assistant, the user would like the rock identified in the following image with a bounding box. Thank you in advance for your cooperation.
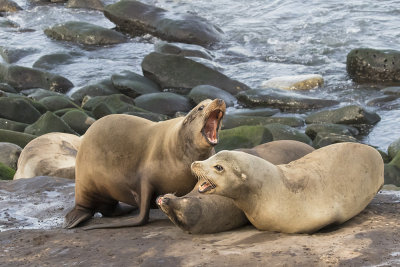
[0,129,36,147]
[261,74,324,91]
[0,97,41,124]
[312,132,359,149]
[215,125,273,152]
[305,123,359,140]
[142,52,249,95]
[70,79,120,103]
[104,0,223,47]
[0,18,20,28]
[382,86,400,95]
[384,151,400,186]
[53,108,90,117]
[0,83,16,93]
[32,52,76,70]
[0,162,15,180]
[14,133,80,180]
[22,88,63,101]
[388,138,400,159]
[134,92,192,117]
[347,48,400,83]
[24,111,78,136]
[0,64,73,93]
[366,95,400,109]
[38,95,80,112]
[0,118,28,132]
[111,70,160,98]
[82,94,145,114]
[0,47,37,64]
[236,88,339,111]
[154,41,213,60]
[66,0,104,10]
[61,109,95,135]
[264,123,312,145]
[222,114,305,129]
[305,105,381,129]
[376,149,391,164]
[228,108,279,117]
[188,85,236,107]
[0,0,22,12]
[92,102,114,119]
[44,21,126,46]
[123,111,169,122]
[0,142,21,169]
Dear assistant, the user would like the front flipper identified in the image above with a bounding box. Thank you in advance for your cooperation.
[82,184,153,230]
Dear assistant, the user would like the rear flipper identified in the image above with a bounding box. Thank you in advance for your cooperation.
[63,206,94,229]
[100,202,138,217]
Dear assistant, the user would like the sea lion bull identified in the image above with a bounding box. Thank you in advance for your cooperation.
[193,143,384,234]
[64,99,226,229]
[157,140,315,234]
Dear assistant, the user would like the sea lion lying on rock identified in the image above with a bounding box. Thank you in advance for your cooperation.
[157,140,315,234]
[64,99,226,229]
[14,133,80,180]
[192,143,384,233]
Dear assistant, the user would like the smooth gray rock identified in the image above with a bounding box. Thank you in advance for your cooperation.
[24,111,78,136]
[228,108,279,117]
[32,53,76,70]
[0,142,21,169]
[0,118,28,132]
[0,129,36,148]
[0,47,37,64]
[222,114,304,129]
[22,88,63,101]
[70,79,120,103]
[61,109,95,135]
[388,138,400,159]
[264,123,312,145]
[305,123,359,140]
[66,0,104,10]
[134,92,192,117]
[154,41,213,60]
[312,132,359,149]
[382,87,400,95]
[0,97,41,124]
[111,71,161,98]
[0,83,16,93]
[82,94,146,114]
[0,0,22,13]
[188,85,236,107]
[38,95,80,112]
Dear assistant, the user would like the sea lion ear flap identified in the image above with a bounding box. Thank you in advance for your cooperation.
[240,173,248,181]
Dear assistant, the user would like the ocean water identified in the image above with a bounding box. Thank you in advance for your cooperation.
[2,0,400,150]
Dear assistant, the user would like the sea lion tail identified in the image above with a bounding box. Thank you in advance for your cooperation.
[63,207,94,229]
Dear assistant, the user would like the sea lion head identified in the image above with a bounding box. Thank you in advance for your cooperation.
[182,99,226,150]
[191,150,253,199]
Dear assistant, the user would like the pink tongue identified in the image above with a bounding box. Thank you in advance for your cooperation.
[198,182,211,193]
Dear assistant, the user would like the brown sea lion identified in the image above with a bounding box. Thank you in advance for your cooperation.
[14,133,80,180]
[63,98,226,229]
[193,143,384,233]
[157,140,314,234]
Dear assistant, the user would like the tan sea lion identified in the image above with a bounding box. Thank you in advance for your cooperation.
[193,143,384,234]
[14,133,80,180]
[157,140,315,234]
[64,99,226,229]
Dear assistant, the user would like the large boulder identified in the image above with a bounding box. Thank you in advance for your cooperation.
[0,129,36,148]
[44,21,126,45]
[0,64,73,93]
[0,0,22,12]
[0,142,21,169]
[141,52,249,95]
[261,74,324,91]
[61,109,95,135]
[305,123,359,140]
[111,70,161,98]
[38,95,80,112]
[0,47,36,64]
[103,0,223,47]
[347,48,400,84]
[312,132,359,149]
[188,85,236,107]
[134,92,192,117]
[32,52,76,70]
[0,118,28,132]
[0,97,42,124]
[24,111,78,136]
[221,114,304,129]
[236,88,339,111]
[82,94,146,114]
[70,79,120,103]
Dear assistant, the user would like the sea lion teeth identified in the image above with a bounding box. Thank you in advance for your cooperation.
[198,181,213,193]
[201,109,223,145]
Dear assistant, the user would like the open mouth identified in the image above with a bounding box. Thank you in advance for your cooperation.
[198,180,216,193]
[201,109,224,146]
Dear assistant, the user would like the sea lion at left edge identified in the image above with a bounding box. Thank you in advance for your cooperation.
[193,143,384,234]
[63,98,226,229]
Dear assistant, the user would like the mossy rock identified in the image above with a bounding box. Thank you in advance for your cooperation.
[123,111,169,122]
[305,123,359,140]
[134,92,192,117]
[24,111,78,136]
[71,79,120,104]
[61,109,95,135]
[0,118,28,132]
[111,70,161,98]
[82,94,146,114]
[264,123,312,145]
[0,97,42,124]
[22,88,64,101]
[222,114,304,130]
[388,138,400,159]
[38,95,80,112]
[312,132,359,149]
[0,129,36,148]
[0,162,15,180]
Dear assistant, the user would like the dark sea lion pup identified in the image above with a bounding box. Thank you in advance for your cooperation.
[193,143,384,234]
[157,140,315,234]
[63,98,226,229]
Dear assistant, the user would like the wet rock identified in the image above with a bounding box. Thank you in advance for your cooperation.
[215,125,273,152]
[264,123,312,145]
[376,149,391,164]
[305,105,381,129]
[111,70,160,98]
[312,132,359,149]
[0,129,36,148]
[228,108,279,117]
[305,123,359,140]
[66,0,104,10]
[0,64,73,93]
[0,118,28,132]
[0,18,19,28]
[104,0,223,47]
[70,79,120,103]
[347,48,400,84]
[0,142,21,169]
[134,92,192,117]
[82,94,145,114]
[384,151,400,186]
[366,95,400,109]
[38,95,80,112]
[92,102,114,119]
[0,97,41,124]
[188,85,236,107]
[0,47,37,64]
[222,114,304,129]
[142,52,249,95]
[123,111,169,122]
[382,86,400,96]
[388,138,400,159]
[44,21,126,45]
[24,111,78,136]
[0,0,22,12]
[261,74,324,91]
[22,88,63,101]
[154,41,213,60]
[0,83,16,93]
[0,162,15,180]
[61,109,95,135]
[32,52,76,70]
[236,88,339,111]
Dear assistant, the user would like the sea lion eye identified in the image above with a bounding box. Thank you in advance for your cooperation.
[198,105,204,111]
[214,165,224,171]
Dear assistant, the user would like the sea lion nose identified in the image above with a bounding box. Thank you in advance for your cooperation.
[191,161,201,169]
[216,99,223,106]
